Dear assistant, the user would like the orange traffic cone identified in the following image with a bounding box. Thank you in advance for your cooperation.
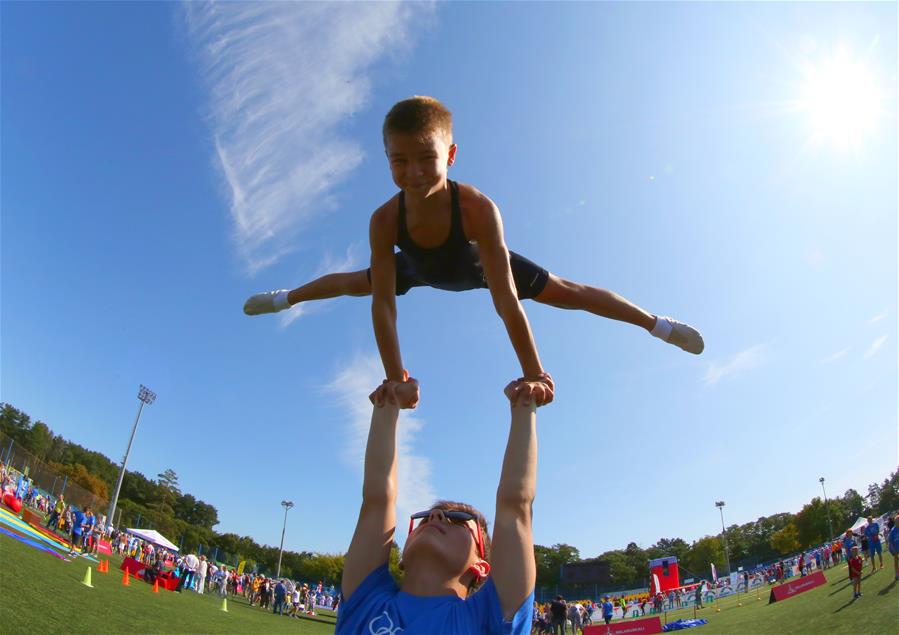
[153,579,159,594]
[100,560,108,573]
[122,569,130,586]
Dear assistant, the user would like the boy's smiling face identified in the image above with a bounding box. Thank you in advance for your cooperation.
[385,130,456,199]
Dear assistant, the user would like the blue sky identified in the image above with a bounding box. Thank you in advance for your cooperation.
[3,2,896,560]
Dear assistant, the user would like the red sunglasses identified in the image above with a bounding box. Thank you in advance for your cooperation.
[408,509,485,559]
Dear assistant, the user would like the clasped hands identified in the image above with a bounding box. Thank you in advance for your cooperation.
[369,370,554,408]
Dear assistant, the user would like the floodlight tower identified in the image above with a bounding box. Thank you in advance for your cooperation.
[106,385,156,532]
[819,477,834,539]
[715,501,732,576]
[276,500,295,578]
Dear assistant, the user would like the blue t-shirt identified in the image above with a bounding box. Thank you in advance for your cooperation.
[335,565,533,635]
[864,523,880,543]
[888,526,899,553]
[601,601,613,618]
[72,511,85,536]
[842,535,855,553]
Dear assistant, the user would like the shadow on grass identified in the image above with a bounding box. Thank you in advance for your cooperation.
[828,572,875,596]
[877,579,896,596]
[833,596,857,613]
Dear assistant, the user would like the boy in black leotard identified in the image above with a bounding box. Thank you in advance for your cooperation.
[244,96,703,407]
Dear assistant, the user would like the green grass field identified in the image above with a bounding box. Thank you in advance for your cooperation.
[1,530,897,634]
[612,559,899,635]
[0,532,336,635]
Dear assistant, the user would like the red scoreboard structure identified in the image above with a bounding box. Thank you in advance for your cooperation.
[648,556,681,594]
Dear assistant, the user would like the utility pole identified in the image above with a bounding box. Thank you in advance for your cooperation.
[715,501,731,576]
[106,385,156,533]
[819,477,834,539]
[276,500,295,579]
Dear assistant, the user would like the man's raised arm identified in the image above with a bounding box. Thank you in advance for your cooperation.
[489,379,547,620]
[341,399,401,601]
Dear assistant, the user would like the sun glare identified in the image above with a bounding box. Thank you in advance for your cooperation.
[796,45,884,150]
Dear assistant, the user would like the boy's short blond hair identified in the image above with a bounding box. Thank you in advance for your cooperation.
[383,96,453,144]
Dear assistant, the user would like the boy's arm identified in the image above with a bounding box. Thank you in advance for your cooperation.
[466,194,548,391]
[490,380,546,620]
[369,208,409,384]
[341,399,401,601]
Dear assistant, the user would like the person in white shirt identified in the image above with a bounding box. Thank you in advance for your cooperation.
[177,553,200,592]
[216,567,229,596]
[197,555,209,594]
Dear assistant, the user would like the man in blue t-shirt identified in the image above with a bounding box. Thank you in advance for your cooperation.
[864,517,883,572]
[888,515,899,581]
[601,597,614,626]
[842,530,856,567]
[336,374,551,634]
[67,506,93,556]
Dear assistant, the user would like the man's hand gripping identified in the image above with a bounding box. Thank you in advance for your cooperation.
[369,370,420,409]
[504,371,554,407]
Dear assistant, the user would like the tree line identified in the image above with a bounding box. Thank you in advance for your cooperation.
[0,402,343,583]
[2,402,896,589]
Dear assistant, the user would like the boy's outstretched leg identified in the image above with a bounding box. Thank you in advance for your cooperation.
[533,273,704,354]
[244,270,371,315]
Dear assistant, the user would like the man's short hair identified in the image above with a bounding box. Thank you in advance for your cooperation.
[383,96,453,144]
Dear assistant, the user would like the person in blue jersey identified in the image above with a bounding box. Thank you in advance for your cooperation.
[336,374,550,635]
[67,506,93,556]
[863,516,883,572]
[842,529,856,567]
[601,597,614,627]
[888,515,899,581]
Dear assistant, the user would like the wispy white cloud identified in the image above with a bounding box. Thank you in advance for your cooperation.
[279,243,365,327]
[820,347,850,364]
[182,2,433,274]
[704,345,765,386]
[868,311,887,325]
[324,354,436,542]
[863,335,887,360]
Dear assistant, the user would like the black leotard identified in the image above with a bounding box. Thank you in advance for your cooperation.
[367,180,549,299]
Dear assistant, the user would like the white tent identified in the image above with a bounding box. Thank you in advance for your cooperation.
[125,528,179,551]
[848,517,868,533]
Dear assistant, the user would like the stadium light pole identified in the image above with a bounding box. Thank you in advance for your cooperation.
[715,501,731,577]
[106,385,156,533]
[819,477,834,539]
[276,500,295,579]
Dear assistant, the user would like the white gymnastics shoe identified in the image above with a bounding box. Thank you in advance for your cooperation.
[243,290,291,316]
[652,316,704,355]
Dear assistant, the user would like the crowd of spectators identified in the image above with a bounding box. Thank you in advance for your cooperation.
[4,462,898,624]
[527,514,898,633]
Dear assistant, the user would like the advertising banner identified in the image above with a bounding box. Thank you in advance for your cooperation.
[585,617,663,635]
[768,571,826,603]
